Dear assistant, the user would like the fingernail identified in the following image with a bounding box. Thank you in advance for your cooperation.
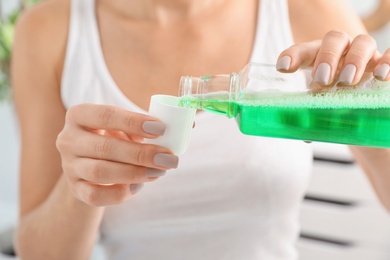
[374,63,390,80]
[154,153,179,169]
[146,168,166,178]
[314,63,331,84]
[142,121,166,136]
[339,64,357,84]
[276,56,291,71]
[130,183,144,194]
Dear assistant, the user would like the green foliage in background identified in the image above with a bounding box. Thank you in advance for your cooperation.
[0,0,41,101]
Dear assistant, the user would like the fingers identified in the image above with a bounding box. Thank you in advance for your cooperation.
[67,158,166,184]
[58,129,178,169]
[72,180,142,207]
[57,103,178,206]
[337,34,379,85]
[374,48,390,81]
[312,31,351,84]
[277,30,383,85]
[276,40,322,72]
[66,104,166,138]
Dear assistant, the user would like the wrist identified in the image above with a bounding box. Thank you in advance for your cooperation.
[55,175,106,216]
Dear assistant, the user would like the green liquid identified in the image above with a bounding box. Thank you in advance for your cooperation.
[181,89,390,148]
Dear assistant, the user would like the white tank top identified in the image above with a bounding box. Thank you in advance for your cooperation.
[61,0,313,259]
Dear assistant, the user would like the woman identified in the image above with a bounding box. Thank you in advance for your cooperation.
[11,0,390,259]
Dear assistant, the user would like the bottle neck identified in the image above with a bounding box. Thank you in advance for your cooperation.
[178,73,240,117]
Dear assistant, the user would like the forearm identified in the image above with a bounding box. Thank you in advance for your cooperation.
[362,0,390,31]
[349,146,390,212]
[15,175,105,260]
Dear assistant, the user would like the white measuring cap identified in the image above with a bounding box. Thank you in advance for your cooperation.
[144,94,196,155]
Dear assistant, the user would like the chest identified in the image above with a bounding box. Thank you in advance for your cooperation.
[96,1,258,110]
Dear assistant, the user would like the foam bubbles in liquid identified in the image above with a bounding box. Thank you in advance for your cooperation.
[243,79,390,109]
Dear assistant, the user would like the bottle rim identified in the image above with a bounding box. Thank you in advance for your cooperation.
[178,76,192,99]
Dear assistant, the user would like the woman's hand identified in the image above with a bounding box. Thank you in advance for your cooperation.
[277,30,390,212]
[56,103,178,207]
[276,30,390,83]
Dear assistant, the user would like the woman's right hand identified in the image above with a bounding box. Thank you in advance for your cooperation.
[56,104,178,207]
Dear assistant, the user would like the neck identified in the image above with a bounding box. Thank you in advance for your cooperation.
[102,0,229,23]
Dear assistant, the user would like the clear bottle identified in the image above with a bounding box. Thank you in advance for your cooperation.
[178,63,390,148]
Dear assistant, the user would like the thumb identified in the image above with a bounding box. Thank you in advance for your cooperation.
[276,40,322,73]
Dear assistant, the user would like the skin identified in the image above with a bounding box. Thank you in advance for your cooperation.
[11,0,390,258]
[362,0,390,32]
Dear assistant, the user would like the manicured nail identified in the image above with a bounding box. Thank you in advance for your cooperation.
[339,64,357,84]
[154,153,179,169]
[130,183,144,194]
[146,168,166,178]
[374,64,390,80]
[142,121,166,136]
[314,63,331,84]
[276,56,291,71]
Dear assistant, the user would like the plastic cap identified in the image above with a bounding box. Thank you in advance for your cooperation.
[144,95,196,155]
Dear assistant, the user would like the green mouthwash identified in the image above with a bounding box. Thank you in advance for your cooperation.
[179,63,390,148]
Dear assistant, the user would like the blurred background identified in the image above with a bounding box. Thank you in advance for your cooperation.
[0,0,390,259]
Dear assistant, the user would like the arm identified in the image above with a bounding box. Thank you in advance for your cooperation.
[362,0,390,32]
[12,2,104,259]
[12,2,176,259]
[349,147,390,211]
[285,0,390,212]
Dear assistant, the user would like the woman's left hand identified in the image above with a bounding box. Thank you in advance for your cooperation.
[276,30,390,84]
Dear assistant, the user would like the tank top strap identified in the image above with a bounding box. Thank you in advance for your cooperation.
[250,0,295,64]
[61,0,95,109]
[66,0,95,56]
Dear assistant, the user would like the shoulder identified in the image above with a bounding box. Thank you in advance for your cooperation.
[12,0,71,124]
[16,0,70,37]
[288,0,367,43]
[13,0,70,80]
[15,0,70,46]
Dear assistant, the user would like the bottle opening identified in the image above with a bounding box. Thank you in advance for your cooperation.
[178,76,192,108]
[178,73,236,117]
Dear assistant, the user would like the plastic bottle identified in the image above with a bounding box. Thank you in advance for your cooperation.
[178,63,390,148]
